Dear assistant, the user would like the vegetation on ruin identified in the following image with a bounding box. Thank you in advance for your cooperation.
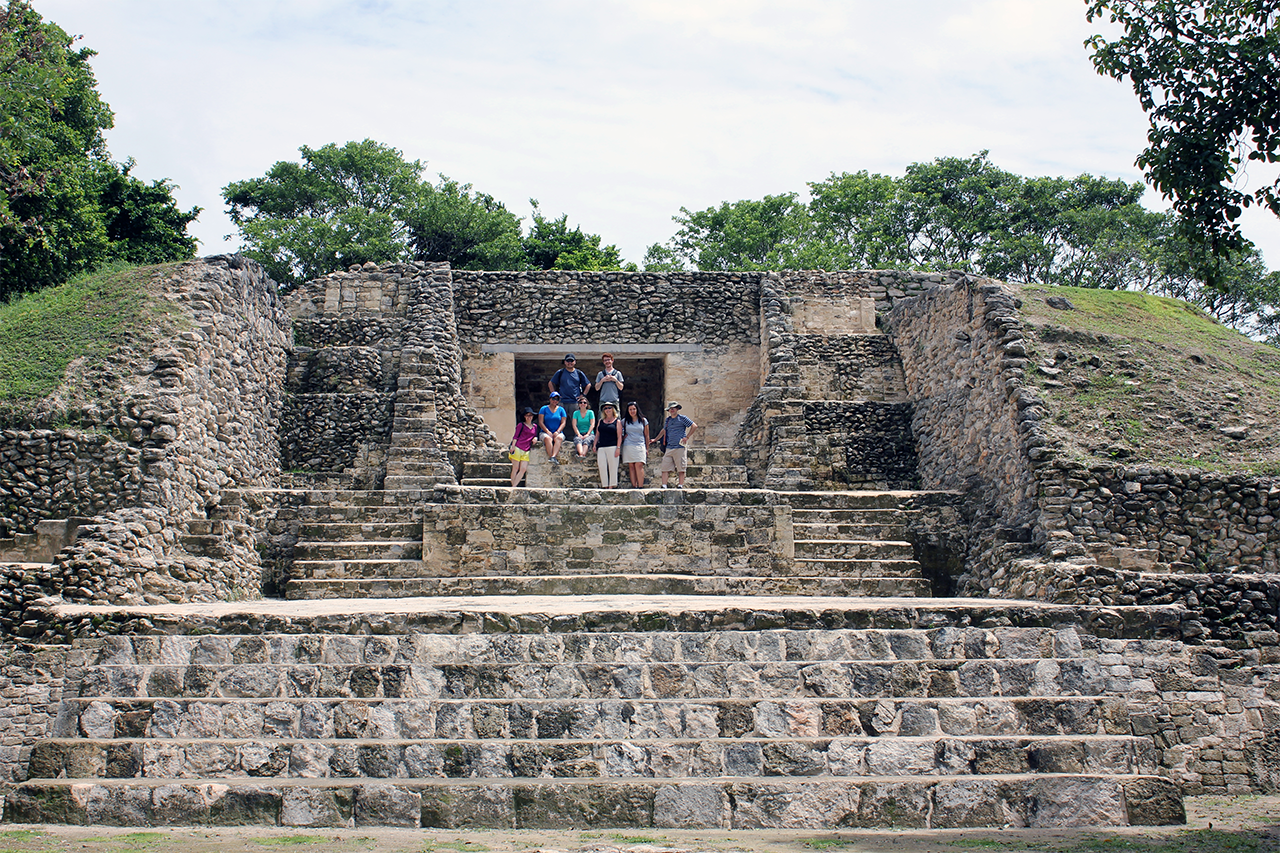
[0,1,198,299]
[1086,0,1280,289]
[643,152,1280,346]
[222,140,631,287]
[1019,282,1280,475]
[0,261,175,404]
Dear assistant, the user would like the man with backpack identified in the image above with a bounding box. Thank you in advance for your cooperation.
[548,354,591,411]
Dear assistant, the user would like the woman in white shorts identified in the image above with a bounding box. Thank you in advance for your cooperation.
[620,401,650,488]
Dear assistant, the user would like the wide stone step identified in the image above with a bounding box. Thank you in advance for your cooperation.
[55,695,1137,740]
[5,773,1185,828]
[793,558,924,580]
[793,540,915,561]
[782,491,915,509]
[286,505,425,524]
[83,627,1100,667]
[26,734,1156,781]
[293,541,423,561]
[283,575,933,598]
[385,447,447,464]
[383,475,452,490]
[295,521,423,540]
[76,657,1122,700]
[794,522,911,539]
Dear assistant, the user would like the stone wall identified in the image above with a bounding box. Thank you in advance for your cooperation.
[1040,461,1279,574]
[451,271,762,347]
[886,278,1053,594]
[0,431,142,537]
[423,489,790,577]
[0,643,70,784]
[804,402,919,489]
[789,335,909,403]
[15,256,293,606]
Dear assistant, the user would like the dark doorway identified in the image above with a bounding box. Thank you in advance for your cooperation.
[515,356,665,426]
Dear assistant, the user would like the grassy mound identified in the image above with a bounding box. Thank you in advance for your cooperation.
[1018,284,1280,475]
[0,263,185,425]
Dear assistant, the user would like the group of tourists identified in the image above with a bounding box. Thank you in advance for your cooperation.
[507,353,697,489]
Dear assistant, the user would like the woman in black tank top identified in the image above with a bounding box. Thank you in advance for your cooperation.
[594,401,622,488]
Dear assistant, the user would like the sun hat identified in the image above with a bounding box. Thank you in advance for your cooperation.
[666,401,681,410]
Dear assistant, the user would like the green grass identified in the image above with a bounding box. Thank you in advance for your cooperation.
[0,261,166,402]
[254,838,328,847]
[802,839,860,849]
[1032,285,1280,389]
[1069,829,1275,852]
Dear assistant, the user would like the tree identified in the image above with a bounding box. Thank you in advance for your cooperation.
[643,153,1280,342]
[644,193,811,272]
[224,143,630,284]
[223,140,423,285]
[1085,0,1280,286]
[522,202,630,271]
[0,0,197,297]
[96,159,198,265]
[405,178,524,270]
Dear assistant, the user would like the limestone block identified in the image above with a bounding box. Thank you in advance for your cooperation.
[730,781,860,828]
[356,784,420,827]
[654,784,727,828]
[281,786,354,827]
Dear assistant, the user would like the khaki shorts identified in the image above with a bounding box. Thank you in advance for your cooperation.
[659,446,687,473]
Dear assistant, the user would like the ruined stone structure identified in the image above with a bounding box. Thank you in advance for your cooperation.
[0,257,1276,829]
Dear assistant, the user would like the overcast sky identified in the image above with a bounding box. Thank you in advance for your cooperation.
[36,0,1280,268]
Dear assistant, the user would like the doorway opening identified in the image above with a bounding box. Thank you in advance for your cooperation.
[514,356,666,425]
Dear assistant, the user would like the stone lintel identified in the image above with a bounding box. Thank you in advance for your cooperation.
[479,344,701,356]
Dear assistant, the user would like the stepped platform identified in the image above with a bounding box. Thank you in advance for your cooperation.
[9,596,1185,829]
[271,485,937,601]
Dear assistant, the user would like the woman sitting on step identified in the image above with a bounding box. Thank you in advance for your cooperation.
[571,397,596,460]
[508,408,538,487]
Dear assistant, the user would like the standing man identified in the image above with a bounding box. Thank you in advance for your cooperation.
[652,402,697,489]
[549,354,590,412]
[594,353,624,412]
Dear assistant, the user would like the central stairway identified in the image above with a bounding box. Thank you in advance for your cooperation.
[10,598,1184,828]
[278,484,931,600]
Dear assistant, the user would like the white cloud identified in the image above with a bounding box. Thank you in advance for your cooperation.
[34,0,1279,266]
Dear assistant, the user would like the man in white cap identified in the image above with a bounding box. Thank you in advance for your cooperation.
[651,401,697,489]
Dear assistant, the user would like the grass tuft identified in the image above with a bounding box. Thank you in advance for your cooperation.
[0,261,161,402]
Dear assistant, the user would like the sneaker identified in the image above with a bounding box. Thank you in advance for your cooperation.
[550,457,559,465]
[660,484,668,489]
[676,483,684,489]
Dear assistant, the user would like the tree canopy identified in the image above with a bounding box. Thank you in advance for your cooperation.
[644,152,1279,343]
[1085,0,1280,287]
[223,140,631,287]
[0,0,198,298]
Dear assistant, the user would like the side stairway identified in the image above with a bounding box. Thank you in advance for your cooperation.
[278,486,932,600]
[8,601,1186,829]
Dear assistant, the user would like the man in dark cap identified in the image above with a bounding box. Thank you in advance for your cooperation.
[548,354,590,414]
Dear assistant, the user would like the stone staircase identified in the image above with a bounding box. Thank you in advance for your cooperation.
[7,604,1185,828]
[460,447,750,490]
[272,485,933,601]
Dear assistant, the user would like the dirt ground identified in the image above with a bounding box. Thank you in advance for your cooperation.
[0,795,1277,853]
